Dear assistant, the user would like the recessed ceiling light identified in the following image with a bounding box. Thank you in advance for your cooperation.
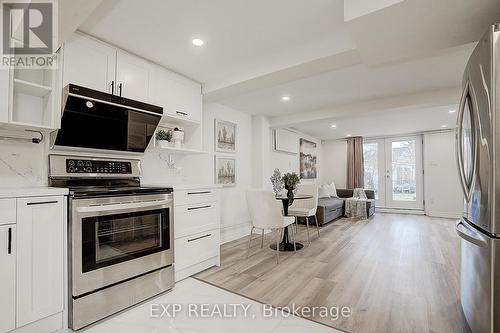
[192,38,204,46]
[281,96,290,102]
[331,124,337,128]
[440,124,448,128]
[448,110,457,114]
[346,134,352,137]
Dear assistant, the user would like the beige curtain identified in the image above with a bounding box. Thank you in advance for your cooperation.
[346,136,364,189]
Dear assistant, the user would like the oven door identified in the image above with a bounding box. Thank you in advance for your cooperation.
[71,193,173,296]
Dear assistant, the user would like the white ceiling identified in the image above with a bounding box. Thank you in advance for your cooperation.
[217,44,474,116]
[293,104,459,140]
[79,0,353,88]
[78,0,500,139]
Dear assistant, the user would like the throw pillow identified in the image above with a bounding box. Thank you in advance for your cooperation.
[318,185,330,198]
[328,181,338,197]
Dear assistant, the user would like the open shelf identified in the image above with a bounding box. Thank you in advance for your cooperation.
[13,79,52,97]
[159,113,201,127]
[156,145,206,155]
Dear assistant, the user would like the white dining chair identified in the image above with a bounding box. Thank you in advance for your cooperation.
[288,184,320,244]
[246,190,296,263]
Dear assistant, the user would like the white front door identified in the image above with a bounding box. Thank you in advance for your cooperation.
[363,136,424,210]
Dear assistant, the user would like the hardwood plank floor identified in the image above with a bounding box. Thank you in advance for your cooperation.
[195,213,470,333]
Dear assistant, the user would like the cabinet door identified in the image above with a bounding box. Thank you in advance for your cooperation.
[16,196,64,327]
[149,66,202,122]
[0,67,9,124]
[63,34,116,93]
[0,225,16,333]
[116,50,151,102]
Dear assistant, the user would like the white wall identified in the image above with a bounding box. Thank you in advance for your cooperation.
[423,131,463,218]
[320,140,347,188]
[200,103,253,243]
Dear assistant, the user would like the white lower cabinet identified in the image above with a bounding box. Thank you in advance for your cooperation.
[0,224,16,333]
[173,187,220,281]
[16,197,64,327]
[0,194,66,333]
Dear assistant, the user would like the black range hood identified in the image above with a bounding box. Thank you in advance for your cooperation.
[52,84,163,153]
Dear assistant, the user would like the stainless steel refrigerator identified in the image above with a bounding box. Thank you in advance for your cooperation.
[456,23,500,333]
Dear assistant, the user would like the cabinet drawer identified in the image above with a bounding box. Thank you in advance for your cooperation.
[174,189,217,206]
[0,199,16,225]
[174,230,219,272]
[174,203,218,239]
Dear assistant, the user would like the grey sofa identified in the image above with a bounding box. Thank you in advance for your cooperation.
[312,189,376,226]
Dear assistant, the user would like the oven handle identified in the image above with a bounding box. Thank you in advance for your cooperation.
[76,199,172,213]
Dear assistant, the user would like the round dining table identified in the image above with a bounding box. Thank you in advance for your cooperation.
[270,194,313,252]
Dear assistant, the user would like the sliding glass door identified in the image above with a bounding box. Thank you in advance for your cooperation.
[363,136,423,210]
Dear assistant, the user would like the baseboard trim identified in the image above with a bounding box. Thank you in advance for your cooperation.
[425,211,462,219]
[377,208,425,215]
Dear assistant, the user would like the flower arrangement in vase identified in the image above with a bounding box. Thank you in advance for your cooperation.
[282,172,300,199]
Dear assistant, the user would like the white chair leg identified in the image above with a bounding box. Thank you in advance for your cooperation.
[295,216,298,234]
[290,225,297,252]
[305,217,311,244]
[314,215,320,238]
[247,226,254,258]
[276,229,280,264]
[260,229,264,248]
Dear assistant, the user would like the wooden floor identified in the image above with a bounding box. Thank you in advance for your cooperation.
[195,213,470,333]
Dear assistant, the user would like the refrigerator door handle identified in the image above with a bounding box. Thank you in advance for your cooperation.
[456,81,472,201]
[456,219,488,248]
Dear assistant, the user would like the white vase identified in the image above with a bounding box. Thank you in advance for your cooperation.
[172,130,184,148]
[158,140,171,148]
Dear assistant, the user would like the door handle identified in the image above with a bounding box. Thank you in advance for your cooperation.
[455,219,488,248]
[187,191,211,195]
[118,83,123,96]
[27,200,58,206]
[111,80,115,95]
[7,227,12,254]
[187,234,211,242]
[456,81,473,201]
[187,205,211,211]
[176,111,188,117]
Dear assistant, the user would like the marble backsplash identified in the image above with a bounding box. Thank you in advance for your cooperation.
[0,139,207,188]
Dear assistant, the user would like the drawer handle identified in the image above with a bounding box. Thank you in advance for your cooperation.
[187,205,211,211]
[187,191,211,195]
[176,111,188,116]
[188,234,211,242]
[7,227,12,254]
[27,200,58,206]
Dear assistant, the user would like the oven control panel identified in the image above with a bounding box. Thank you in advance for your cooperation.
[66,159,132,174]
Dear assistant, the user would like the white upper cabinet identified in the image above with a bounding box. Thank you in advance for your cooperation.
[16,197,64,327]
[0,224,16,333]
[150,64,202,122]
[115,50,151,103]
[63,34,116,93]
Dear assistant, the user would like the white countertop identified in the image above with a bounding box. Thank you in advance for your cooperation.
[0,187,69,198]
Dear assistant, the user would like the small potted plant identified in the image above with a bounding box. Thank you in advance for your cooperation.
[282,172,300,199]
[156,129,172,148]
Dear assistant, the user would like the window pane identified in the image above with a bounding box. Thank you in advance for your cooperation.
[391,140,416,201]
[363,142,379,200]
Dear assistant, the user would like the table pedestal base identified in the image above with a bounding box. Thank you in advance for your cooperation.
[270,242,304,252]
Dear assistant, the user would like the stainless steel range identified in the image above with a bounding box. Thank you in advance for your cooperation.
[48,154,174,330]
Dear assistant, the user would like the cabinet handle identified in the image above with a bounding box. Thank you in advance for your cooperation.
[176,111,188,116]
[187,205,211,211]
[188,234,211,242]
[111,81,115,95]
[118,83,123,96]
[27,200,58,206]
[187,191,211,195]
[7,227,12,254]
